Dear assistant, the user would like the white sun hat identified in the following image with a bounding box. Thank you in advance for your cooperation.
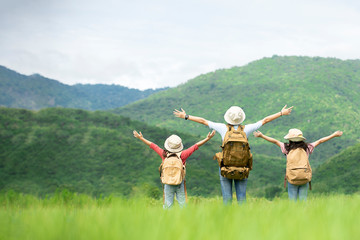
[224,106,246,125]
[284,128,306,142]
[164,134,183,152]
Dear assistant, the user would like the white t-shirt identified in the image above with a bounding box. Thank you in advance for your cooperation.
[208,120,263,142]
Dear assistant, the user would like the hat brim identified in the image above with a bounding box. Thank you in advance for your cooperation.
[224,115,243,125]
[284,136,306,142]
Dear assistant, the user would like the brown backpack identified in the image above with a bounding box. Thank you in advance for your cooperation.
[159,152,185,185]
[214,125,253,179]
[286,148,312,185]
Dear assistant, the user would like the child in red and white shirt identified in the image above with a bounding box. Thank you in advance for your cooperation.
[133,130,215,208]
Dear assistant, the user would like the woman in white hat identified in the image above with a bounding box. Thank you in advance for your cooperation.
[253,128,343,201]
[133,130,215,208]
[173,105,293,204]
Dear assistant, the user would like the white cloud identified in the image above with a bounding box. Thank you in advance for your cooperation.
[0,0,360,90]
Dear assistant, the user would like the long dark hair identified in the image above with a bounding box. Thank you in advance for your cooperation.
[284,141,309,153]
[162,149,170,158]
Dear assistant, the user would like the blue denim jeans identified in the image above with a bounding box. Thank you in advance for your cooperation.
[163,180,186,209]
[219,168,247,205]
[287,182,309,201]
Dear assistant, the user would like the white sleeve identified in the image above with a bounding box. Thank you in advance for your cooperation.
[208,121,228,142]
[244,121,263,137]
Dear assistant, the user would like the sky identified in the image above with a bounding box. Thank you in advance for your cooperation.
[1,0,360,90]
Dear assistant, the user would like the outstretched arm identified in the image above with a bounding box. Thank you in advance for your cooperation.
[196,130,216,147]
[133,130,152,146]
[253,131,282,147]
[312,131,343,147]
[262,105,293,125]
[173,108,209,126]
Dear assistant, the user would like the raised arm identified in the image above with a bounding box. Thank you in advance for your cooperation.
[133,130,152,146]
[173,108,209,126]
[262,105,293,125]
[196,130,216,147]
[253,131,282,147]
[312,131,343,147]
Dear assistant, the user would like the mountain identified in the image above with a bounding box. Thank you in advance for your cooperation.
[1,56,359,198]
[0,65,166,110]
[113,56,360,167]
[312,143,360,194]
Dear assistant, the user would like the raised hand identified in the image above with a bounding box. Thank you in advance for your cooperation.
[334,131,343,137]
[133,130,152,146]
[173,108,186,119]
[133,130,143,139]
[196,130,216,147]
[253,131,263,138]
[281,105,294,115]
[207,130,216,139]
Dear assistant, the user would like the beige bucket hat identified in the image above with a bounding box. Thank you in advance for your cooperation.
[164,134,183,152]
[284,128,306,142]
[224,106,246,125]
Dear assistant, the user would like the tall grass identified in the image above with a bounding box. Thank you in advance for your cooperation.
[0,191,359,240]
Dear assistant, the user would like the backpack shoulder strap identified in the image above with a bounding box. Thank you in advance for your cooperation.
[225,124,234,135]
[222,125,233,147]
[226,124,244,131]
[236,124,245,131]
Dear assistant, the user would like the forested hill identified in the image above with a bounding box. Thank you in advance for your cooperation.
[0,107,220,197]
[313,143,360,194]
[0,65,166,110]
[113,56,360,166]
[0,107,289,197]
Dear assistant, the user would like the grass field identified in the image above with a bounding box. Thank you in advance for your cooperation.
[0,191,359,240]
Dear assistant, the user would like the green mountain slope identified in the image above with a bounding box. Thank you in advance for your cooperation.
[312,143,360,194]
[0,107,288,197]
[113,56,360,166]
[0,65,166,110]
[0,107,216,196]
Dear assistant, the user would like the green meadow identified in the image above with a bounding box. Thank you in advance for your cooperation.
[1,191,359,240]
